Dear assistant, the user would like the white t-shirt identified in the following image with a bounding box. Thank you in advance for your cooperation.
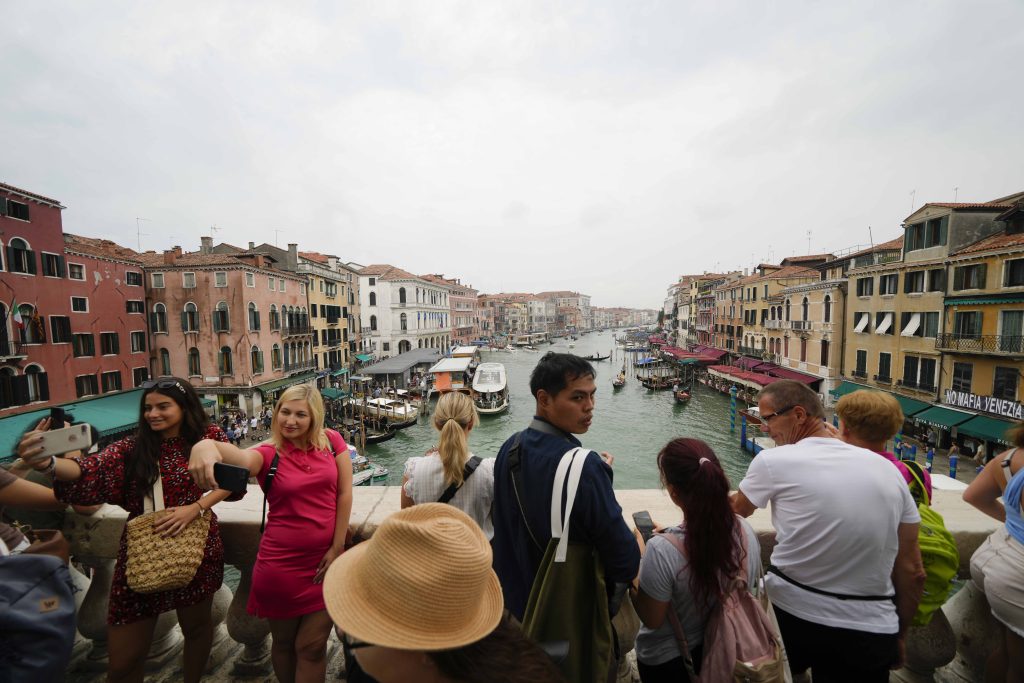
[738,437,919,633]
[403,452,495,539]
[636,517,762,665]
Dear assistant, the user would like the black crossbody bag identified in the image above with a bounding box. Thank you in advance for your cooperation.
[437,456,483,504]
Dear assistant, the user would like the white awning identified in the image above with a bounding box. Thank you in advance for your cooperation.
[854,313,870,333]
[875,313,893,335]
[901,313,921,337]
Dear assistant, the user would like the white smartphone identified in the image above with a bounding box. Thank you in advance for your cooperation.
[32,423,94,461]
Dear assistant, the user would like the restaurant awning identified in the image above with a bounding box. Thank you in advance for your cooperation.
[700,348,728,360]
[957,414,1017,445]
[200,398,216,408]
[321,388,349,400]
[830,380,868,397]
[945,293,1024,306]
[255,372,317,396]
[765,367,821,385]
[0,389,145,464]
[734,357,765,370]
[330,368,349,377]
[891,394,931,419]
[355,354,374,362]
[914,405,975,430]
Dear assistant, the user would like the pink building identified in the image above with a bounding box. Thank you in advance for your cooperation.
[139,242,313,415]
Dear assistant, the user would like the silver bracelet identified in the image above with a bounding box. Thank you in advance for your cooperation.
[42,455,57,478]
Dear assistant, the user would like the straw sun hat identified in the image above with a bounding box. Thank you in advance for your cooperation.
[323,503,503,651]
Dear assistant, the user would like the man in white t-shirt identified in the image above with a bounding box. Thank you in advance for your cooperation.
[731,380,925,682]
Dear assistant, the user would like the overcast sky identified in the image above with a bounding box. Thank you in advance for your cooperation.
[3,1,1022,308]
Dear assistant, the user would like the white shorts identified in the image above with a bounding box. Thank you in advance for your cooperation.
[970,529,1024,637]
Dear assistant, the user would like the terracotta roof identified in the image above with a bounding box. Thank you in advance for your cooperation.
[0,181,64,208]
[136,251,254,268]
[536,290,581,298]
[299,251,332,264]
[836,236,904,262]
[358,264,421,281]
[924,202,1012,210]
[955,231,1024,255]
[63,234,141,263]
[765,265,819,279]
[782,253,833,264]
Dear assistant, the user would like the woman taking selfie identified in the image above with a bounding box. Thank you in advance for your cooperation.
[15,377,236,683]
[401,391,495,537]
[189,384,353,683]
[630,438,761,682]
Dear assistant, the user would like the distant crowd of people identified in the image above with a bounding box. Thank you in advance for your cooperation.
[3,352,1022,682]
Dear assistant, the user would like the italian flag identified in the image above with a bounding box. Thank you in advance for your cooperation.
[11,299,24,330]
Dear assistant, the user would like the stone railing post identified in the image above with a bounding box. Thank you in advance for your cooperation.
[935,579,1001,681]
[226,561,271,674]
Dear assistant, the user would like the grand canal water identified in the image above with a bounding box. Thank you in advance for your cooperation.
[361,330,753,489]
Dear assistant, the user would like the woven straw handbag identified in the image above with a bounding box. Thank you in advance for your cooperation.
[125,475,210,594]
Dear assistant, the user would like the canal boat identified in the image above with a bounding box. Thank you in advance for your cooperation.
[640,376,676,390]
[673,386,692,403]
[426,356,475,398]
[612,372,626,389]
[471,362,510,415]
[358,397,420,421]
[351,452,390,486]
[582,353,610,361]
[364,428,397,445]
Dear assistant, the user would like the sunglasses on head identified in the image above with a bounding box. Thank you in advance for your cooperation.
[141,379,187,395]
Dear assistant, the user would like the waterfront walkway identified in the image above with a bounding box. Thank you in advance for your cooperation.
[64,485,999,682]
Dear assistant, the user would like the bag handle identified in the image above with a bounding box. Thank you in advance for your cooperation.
[437,456,483,504]
[550,447,588,563]
[904,460,931,506]
[143,474,165,514]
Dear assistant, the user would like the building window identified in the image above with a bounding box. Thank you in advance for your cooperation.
[100,332,120,355]
[801,297,809,321]
[993,366,1019,401]
[1005,259,1024,287]
[799,338,807,362]
[369,277,376,286]
[383,342,390,352]
[7,238,36,274]
[269,277,276,291]
[856,277,874,297]
[161,347,172,376]
[902,355,920,388]
[213,302,230,332]
[215,271,227,287]
[251,346,264,374]
[820,339,829,366]
[904,271,925,294]
[370,315,377,331]
[101,370,122,393]
[399,287,407,304]
[874,312,894,335]
[877,352,892,382]
[269,305,280,331]
[1000,310,1024,353]
[952,362,973,393]
[18,305,44,344]
[400,312,408,331]
[131,331,146,353]
[124,299,145,315]
[151,272,165,288]
[68,263,85,280]
[248,302,261,331]
[927,269,945,292]
[151,303,167,333]
[784,300,790,321]
[72,333,95,357]
[49,316,72,343]
[133,367,149,386]
[919,358,937,391]
[218,346,233,376]
[906,216,948,251]
[855,350,867,377]
[75,374,99,398]
[41,252,65,277]
[4,199,30,221]
[188,348,201,376]
[953,311,982,339]
[272,344,282,370]
[879,274,898,295]
[71,296,88,313]
[823,295,832,323]
[369,292,377,306]
[182,303,200,332]
[300,284,305,295]
[953,264,987,290]
[126,271,143,286]
[245,272,255,287]
[279,279,285,292]
[183,272,197,288]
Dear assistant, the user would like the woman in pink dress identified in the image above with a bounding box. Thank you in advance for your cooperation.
[189,384,353,683]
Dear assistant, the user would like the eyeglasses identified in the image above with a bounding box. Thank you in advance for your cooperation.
[343,633,373,650]
[141,379,187,395]
[761,405,795,423]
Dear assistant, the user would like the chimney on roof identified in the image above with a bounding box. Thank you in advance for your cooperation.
[286,243,298,272]
[200,236,213,254]
[254,254,265,268]
[249,241,255,251]
[328,256,338,269]
[163,247,181,265]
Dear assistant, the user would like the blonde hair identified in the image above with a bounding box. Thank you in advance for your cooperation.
[269,384,329,452]
[835,390,904,444]
[432,392,477,486]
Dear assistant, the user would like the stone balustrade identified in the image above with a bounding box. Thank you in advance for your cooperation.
[64,486,1003,682]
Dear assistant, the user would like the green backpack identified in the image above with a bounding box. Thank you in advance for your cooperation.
[903,461,959,626]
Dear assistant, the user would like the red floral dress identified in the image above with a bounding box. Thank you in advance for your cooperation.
[55,425,238,625]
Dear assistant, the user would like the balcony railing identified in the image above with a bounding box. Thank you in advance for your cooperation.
[851,370,868,379]
[764,320,784,329]
[936,334,1024,355]
[790,321,813,331]
[282,325,313,338]
[284,360,315,373]
[0,340,25,359]
[737,345,764,357]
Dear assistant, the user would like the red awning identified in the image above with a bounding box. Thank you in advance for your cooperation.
[764,367,821,385]
[734,357,764,370]
[649,336,667,345]
[700,348,728,360]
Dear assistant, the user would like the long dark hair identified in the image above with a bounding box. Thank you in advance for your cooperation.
[126,377,209,497]
[428,614,565,682]
[657,438,740,608]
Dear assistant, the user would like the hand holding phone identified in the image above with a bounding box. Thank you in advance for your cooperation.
[632,510,656,543]
[213,462,250,493]
[29,423,94,463]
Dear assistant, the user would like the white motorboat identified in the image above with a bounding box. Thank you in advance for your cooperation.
[357,397,419,421]
[471,362,510,415]
[349,447,390,486]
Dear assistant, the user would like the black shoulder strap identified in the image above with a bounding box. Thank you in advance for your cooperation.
[260,451,280,534]
[437,456,483,504]
[508,431,544,552]
[767,564,895,602]
[904,460,929,506]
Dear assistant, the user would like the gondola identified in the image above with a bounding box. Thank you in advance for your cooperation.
[582,354,610,361]
[364,429,397,444]
[673,386,692,403]
[390,416,419,430]
[640,376,676,390]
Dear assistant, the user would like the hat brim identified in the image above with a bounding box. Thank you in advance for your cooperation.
[323,541,504,651]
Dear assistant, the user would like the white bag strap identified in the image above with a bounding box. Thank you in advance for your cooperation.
[550,447,589,563]
[143,474,166,514]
